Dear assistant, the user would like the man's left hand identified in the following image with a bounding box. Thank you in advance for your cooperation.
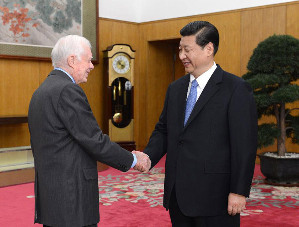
[227,193,246,216]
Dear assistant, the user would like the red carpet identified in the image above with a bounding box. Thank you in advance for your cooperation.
[0,156,298,227]
[242,165,299,227]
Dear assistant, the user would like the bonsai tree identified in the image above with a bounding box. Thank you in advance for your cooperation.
[243,34,299,156]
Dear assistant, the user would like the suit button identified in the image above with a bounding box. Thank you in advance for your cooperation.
[179,141,183,145]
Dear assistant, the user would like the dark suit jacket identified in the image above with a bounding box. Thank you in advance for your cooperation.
[28,70,133,227]
[144,65,258,217]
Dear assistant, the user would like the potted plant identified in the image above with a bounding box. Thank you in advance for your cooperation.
[243,34,299,186]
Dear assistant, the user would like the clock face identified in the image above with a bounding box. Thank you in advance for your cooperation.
[112,54,130,74]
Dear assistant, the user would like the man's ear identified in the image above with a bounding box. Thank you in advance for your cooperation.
[205,42,214,56]
[67,55,76,68]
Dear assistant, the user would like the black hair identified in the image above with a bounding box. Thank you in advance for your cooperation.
[180,21,219,55]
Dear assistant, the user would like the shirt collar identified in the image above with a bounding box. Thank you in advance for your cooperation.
[54,67,76,84]
[190,62,217,88]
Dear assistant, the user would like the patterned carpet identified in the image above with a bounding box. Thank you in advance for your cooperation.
[97,156,299,226]
[247,175,299,212]
[99,168,299,210]
[0,156,298,227]
[99,167,165,207]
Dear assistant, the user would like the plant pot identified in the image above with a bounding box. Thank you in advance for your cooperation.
[258,152,299,186]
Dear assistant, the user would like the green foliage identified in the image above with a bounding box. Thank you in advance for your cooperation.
[247,35,299,82]
[286,114,299,143]
[242,34,299,150]
[257,123,279,149]
[254,93,272,108]
[272,85,299,103]
[246,73,290,90]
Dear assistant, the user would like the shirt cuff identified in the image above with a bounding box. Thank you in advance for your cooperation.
[131,153,137,168]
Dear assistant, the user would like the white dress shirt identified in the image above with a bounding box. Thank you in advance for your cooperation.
[186,62,217,101]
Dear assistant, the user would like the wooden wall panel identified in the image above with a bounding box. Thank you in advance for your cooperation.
[0,124,30,148]
[0,59,40,116]
[141,19,189,41]
[286,2,299,153]
[0,168,34,187]
[80,67,102,128]
[203,13,241,76]
[240,6,286,75]
[1,1,298,154]
[136,37,183,148]
[38,61,53,84]
[0,59,40,148]
[136,27,149,148]
[286,2,299,37]
[145,42,175,140]
[141,12,241,74]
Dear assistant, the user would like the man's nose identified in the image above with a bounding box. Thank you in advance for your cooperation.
[179,51,185,60]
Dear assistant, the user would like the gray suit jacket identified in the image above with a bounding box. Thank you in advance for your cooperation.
[28,69,133,227]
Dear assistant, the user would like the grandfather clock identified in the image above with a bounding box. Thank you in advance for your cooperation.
[103,44,136,151]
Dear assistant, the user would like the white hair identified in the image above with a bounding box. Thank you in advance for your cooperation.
[51,35,91,68]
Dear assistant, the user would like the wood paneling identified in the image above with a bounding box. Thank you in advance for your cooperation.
[145,42,175,140]
[141,12,241,76]
[240,6,286,75]
[0,59,40,148]
[286,3,299,153]
[0,168,34,187]
[38,61,53,84]
[203,12,241,76]
[0,1,298,154]
[0,59,40,116]
[286,3,299,37]
[136,26,148,148]
[0,124,30,148]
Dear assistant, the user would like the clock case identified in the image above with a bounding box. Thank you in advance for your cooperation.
[103,44,136,151]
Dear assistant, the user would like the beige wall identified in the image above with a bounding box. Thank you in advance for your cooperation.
[0,2,298,157]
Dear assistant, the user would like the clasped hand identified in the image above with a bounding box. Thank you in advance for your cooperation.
[132,151,151,173]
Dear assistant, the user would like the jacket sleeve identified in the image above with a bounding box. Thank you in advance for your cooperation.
[144,85,170,167]
[228,80,258,197]
[57,84,134,172]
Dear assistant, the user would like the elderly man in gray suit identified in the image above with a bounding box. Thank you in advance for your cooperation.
[28,35,150,227]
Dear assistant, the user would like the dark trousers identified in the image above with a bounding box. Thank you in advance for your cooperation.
[169,189,240,227]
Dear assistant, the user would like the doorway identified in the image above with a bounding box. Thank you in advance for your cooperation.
[145,38,185,139]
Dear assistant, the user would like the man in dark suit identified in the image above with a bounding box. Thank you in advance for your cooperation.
[143,21,258,226]
[28,35,150,227]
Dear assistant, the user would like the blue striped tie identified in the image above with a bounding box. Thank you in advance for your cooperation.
[184,80,198,126]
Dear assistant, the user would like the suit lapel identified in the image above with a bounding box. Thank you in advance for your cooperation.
[177,75,190,130]
[184,66,223,130]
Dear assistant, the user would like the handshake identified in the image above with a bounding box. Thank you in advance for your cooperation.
[132,151,151,173]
